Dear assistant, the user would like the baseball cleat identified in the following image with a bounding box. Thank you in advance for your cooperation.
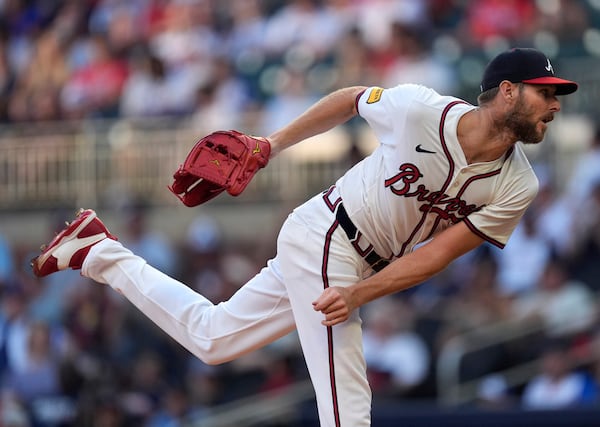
[31,209,117,277]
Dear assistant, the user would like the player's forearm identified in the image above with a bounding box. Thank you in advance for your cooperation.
[267,86,366,157]
[349,222,484,307]
[349,247,447,307]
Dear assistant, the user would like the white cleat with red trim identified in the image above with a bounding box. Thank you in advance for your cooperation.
[32,209,117,277]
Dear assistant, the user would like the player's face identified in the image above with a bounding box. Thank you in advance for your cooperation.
[504,84,560,145]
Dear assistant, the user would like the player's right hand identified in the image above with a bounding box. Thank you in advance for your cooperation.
[312,286,355,326]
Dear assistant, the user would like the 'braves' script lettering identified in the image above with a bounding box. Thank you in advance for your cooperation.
[384,163,482,223]
[383,163,422,196]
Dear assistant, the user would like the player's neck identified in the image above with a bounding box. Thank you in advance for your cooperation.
[457,108,518,164]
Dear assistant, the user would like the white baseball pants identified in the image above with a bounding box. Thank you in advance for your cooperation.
[82,192,373,427]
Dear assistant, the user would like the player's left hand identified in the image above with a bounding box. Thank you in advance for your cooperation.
[312,286,356,326]
[169,130,271,207]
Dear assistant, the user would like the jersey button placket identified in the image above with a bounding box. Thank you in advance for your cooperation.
[452,169,467,190]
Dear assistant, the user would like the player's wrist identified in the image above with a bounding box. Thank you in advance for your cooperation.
[265,135,285,158]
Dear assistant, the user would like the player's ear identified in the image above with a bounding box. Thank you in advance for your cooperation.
[499,80,516,102]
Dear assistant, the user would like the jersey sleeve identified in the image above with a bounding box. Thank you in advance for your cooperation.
[463,167,539,249]
[357,84,425,143]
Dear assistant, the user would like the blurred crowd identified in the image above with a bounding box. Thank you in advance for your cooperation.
[3,0,600,426]
[0,0,599,129]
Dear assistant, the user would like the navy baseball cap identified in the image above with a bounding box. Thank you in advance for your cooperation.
[480,48,578,95]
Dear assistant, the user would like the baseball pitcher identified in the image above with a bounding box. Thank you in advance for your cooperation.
[32,48,578,426]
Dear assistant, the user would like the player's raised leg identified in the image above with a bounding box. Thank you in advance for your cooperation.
[32,209,297,364]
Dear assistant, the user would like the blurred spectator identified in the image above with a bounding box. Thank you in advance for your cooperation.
[0,235,14,285]
[118,205,177,277]
[330,26,377,89]
[79,392,126,427]
[184,214,222,256]
[184,356,221,410]
[49,0,87,43]
[258,352,297,394]
[148,0,217,69]
[146,384,197,427]
[146,0,217,114]
[119,350,168,423]
[7,29,67,122]
[0,277,75,425]
[61,35,129,119]
[442,255,512,331]
[225,0,268,63]
[119,48,174,117]
[381,22,457,94]
[512,258,597,339]
[361,297,430,395]
[4,321,63,402]
[522,340,598,409]
[460,0,536,48]
[436,257,518,384]
[89,0,145,56]
[63,280,125,358]
[535,0,590,54]
[0,37,12,121]
[189,56,251,134]
[1,1,42,82]
[570,180,600,290]
[566,126,600,206]
[0,389,30,427]
[178,214,229,303]
[352,0,429,50]
[258,67,320,136]
[219,248,262,295]
[492,212,551,297]
[530,178,577,259]
[0,282,31,385]
[262,0,348,59]
[476,373,515,410]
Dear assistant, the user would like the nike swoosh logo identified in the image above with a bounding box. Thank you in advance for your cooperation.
[415,144,436,154]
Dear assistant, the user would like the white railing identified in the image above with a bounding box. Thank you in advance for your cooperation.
[436,312,600,406]
[0,118,362,211]
[187,380,314,427]
[436,318,545,406]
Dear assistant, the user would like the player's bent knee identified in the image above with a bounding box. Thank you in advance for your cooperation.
[190,339,238,365]
[199,355,229,366]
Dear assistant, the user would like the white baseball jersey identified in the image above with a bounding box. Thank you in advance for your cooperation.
[338,84,539,260]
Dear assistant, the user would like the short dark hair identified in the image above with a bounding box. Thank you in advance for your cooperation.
[477,87,499,105]
[477,82,527,105]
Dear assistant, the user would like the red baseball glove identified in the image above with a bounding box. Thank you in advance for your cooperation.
[169,130,271,207]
